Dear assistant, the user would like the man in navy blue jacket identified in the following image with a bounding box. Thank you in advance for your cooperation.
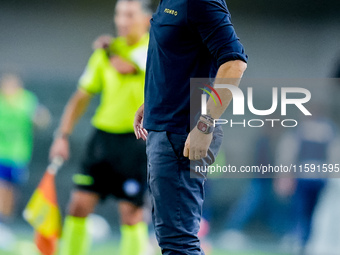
[134,0,248,254]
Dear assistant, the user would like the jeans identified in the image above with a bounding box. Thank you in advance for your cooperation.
[146,127,223,254]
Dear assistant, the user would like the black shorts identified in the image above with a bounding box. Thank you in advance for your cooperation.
[73,129,147,207]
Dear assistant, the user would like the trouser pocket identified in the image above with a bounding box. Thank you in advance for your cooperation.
[165,131,188,160]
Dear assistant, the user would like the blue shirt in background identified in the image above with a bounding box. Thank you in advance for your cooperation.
[144,0,248,134]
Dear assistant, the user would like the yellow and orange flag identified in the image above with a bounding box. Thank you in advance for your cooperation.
[23,157,63,255]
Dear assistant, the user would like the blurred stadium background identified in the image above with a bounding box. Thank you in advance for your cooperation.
[1,0,340,254]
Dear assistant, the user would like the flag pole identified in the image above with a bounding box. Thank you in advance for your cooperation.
[47,156,64,175]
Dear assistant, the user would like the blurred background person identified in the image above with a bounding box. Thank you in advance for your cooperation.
[305,135,340,255]
[0,73,50,251]
[301,61,340,255]
[275,105,338,255]
[220,126,294,250]
[49,0,151,254]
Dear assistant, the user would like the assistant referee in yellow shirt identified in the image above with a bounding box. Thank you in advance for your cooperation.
[49,1,150,254]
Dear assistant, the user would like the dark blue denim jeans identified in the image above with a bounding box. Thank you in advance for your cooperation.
[146,127,223,254]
